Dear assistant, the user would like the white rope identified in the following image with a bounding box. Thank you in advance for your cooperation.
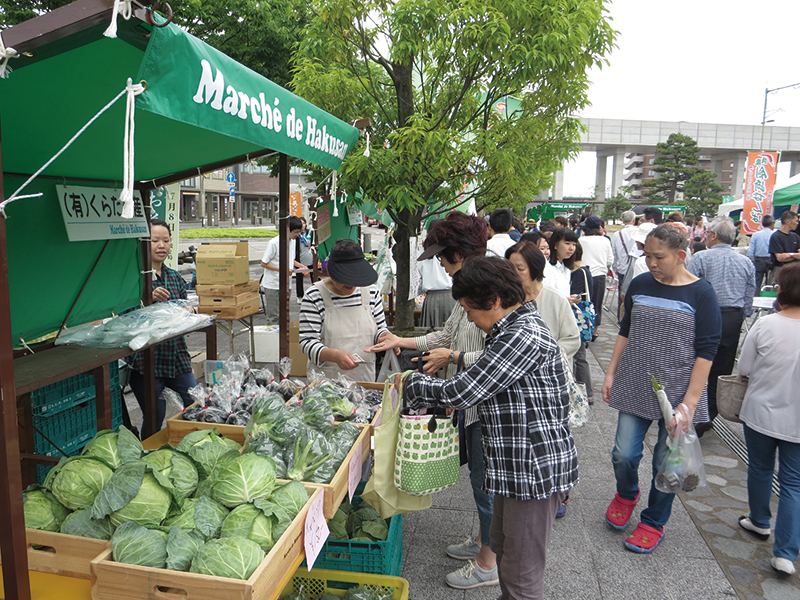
[0,32,19,79]
[19,337,34,354]
[364,132,370,158]
[104,0,133,38]
[120,78,146,218]
[0,83,135,218]
[331,170,339,217]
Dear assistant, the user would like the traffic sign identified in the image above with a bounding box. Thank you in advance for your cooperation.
[229,186,236,197]
[226,172,236,183]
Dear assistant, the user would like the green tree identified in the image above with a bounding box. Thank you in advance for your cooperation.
[643,133,704,204]
[684,171,724,219]
[292,0,615,329]
[601,187,633,223]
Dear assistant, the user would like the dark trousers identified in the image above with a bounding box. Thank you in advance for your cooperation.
[591,274,606,327]
[706,308,744,421]
[130,370,196,439]
[753,257,771,291]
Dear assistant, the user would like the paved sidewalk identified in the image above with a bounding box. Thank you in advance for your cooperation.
[400,305,800,600]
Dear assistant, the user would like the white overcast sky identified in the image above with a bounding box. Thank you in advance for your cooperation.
[563,0,800,196]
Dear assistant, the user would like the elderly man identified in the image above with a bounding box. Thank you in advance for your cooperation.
[688,216,756,436]
[747,214,776,290]
[612,211,638,314]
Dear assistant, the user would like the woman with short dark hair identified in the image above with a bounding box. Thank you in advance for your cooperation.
[400,256,577,599]
[737,262,800,575]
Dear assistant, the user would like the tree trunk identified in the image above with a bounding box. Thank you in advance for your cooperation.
[391,207,423,332]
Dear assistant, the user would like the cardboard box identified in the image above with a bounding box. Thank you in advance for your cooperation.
[196,279,259,296]
[198,290,259,308]
[195,242,249,285]
[190,351,206,382]
[198,297,259,319]
[252,325,280,363]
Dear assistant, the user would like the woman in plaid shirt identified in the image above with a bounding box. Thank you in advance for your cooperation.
[130,219,197,439]
[400,257,578,600]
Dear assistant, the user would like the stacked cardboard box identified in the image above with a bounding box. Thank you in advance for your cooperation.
[195,242,259,318]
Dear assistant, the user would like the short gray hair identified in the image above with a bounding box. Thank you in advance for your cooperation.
[707,216,736,245]
[621,210,636,223]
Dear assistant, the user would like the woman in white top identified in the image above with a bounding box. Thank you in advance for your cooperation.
[736,262,800,576]
[577,216,614,327]
[543,227,579,299]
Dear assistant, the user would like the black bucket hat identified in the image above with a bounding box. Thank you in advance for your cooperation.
[327,246,378,287]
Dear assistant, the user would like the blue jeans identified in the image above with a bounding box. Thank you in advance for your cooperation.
[611,411,674,530]
[130,369,197,439]
[744,425,800,561]
[465,421,493,546]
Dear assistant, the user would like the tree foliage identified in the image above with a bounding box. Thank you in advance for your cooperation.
[601,187,633,224]
[643,133,703,203]
[292,0,616,329]
[684,170,724,219]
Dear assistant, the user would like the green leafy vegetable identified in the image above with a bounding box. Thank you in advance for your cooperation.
[111,521,168,568]
[142,446,199,503]
[211,453,277,508]
[219,503,277,552]
[176,429,241,479]
[162,496,229,540]
[300,394,335,431]
[23,486,70,531]
[45,456,114,510]
[254,480,309,524]
[81,426,143,469]
[190,537,265,579]
[285,428,334,482]
[60,508,114,540]
[91,463,172,527]
[166,526,205,571]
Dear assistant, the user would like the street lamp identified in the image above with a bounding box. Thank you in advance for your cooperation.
[760,82,800,150]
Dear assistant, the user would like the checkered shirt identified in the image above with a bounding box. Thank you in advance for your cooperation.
[404,302,579,501]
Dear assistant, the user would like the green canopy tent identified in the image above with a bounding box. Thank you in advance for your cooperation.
[0,3,359,597]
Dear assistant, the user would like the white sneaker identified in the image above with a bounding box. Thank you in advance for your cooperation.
[445,561,499,589]
[446,537,481,560]
[771,557,797,575]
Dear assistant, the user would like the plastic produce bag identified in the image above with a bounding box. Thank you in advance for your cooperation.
[655,406,707,494]
[55,300,213,350]
[376,351,401,384]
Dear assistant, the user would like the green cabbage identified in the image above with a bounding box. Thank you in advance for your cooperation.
[90,462,172,527]
[219,503,277,552]
[211,453,277,508]
[190,537,265,579]
[60,508,114,540]
[142,447,199,502]
[162,496,229,540]
[166,526,204,571]
[23,487,70,531]
[45,456,114,510]
[111,521,168,568]
[81,426,143,469]
[253,480,309,524]
[176,429,241,479]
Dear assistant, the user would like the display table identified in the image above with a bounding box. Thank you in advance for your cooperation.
[0,571,91,600]
[214,308,259,364]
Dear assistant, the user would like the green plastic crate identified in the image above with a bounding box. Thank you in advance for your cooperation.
[303,498,403,576]
[30,361,120,417]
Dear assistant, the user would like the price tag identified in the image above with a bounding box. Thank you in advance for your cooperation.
[348,441,363,502]
[304,490,328,571]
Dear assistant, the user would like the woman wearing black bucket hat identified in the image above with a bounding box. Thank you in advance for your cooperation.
[298,238,391,381]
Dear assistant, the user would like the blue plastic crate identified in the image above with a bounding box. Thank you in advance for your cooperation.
[30,361,120,417]
[303,498,403,576]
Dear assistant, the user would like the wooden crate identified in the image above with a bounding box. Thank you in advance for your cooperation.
[196,280,259,296]
[91,487,321,600]
[166,407,247,445]
[198,291,259,308]
[0,529,109,579]
[198,297,259,319]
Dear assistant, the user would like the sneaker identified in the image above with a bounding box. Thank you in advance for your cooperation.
[739,516,770,540]
[771,557,797,575]
[624,523,665,554]
[555,499,568,519]
[446,537,481,560]
[606,491,640,530]
[445,561,499,589]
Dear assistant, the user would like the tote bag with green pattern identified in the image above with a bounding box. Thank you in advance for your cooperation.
[395,408,460,496]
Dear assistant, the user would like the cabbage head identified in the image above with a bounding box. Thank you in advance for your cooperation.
[111,521,168,568]
[176,428,241,478]
[166,526,204,571]
[81,426,143,469]
[90,462,172,527]
[60,508,114,540]
[211,453,276,508]
[45,457,114,510]
[23,487,70,531]
[190,537,265,579]
[142,447,199,502]
[162,496,229,540]
[219,503,277,552]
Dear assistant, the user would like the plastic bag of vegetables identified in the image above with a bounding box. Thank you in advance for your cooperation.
[310,422,362,484]
[285,427,334,482]
[81,425,143,469]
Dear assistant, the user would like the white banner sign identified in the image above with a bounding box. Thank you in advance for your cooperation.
[56,185,149,242]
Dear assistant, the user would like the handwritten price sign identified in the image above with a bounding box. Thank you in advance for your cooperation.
[348,442,363,502]
[304,490,329,570]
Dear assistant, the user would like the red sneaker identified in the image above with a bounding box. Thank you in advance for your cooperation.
[605,491,640,530]
[624,523,664,553]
